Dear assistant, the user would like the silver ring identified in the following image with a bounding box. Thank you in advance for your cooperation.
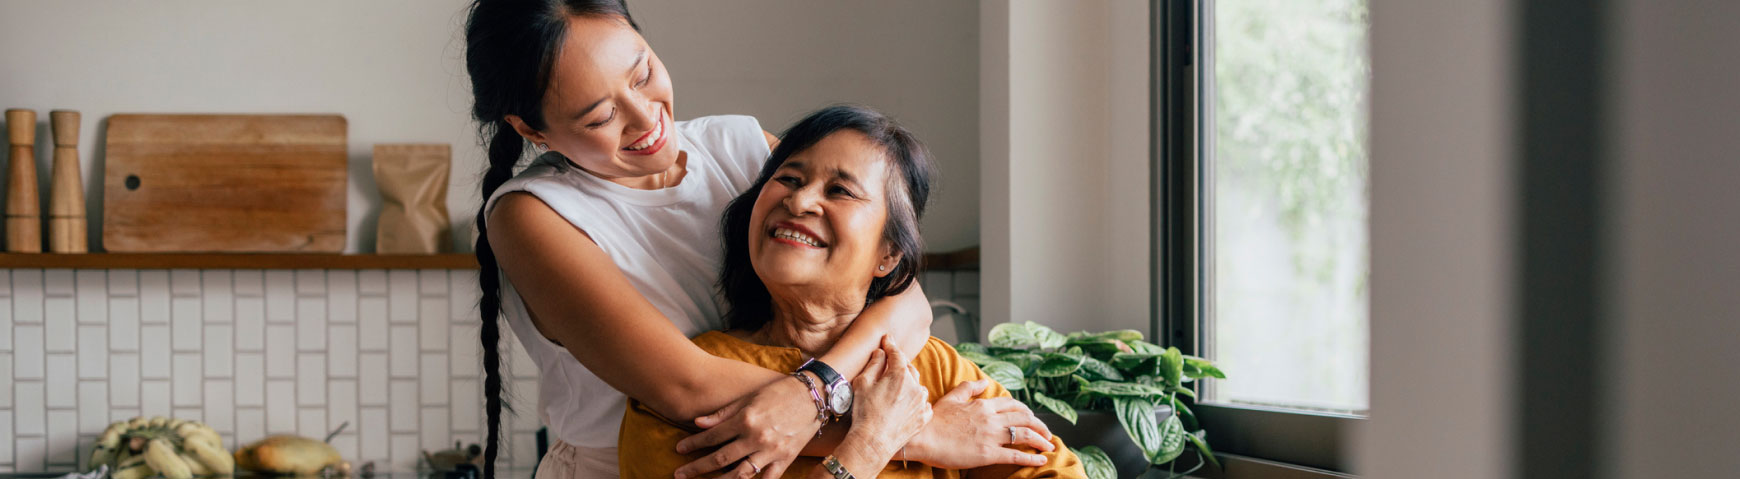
[751,461,762,475]
[1009,426,1017,444]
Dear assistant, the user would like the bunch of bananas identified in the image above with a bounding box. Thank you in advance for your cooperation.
[90,416,234,479]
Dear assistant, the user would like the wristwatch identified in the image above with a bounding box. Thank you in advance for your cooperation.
[822,455,855,479]
[798,357,853,418]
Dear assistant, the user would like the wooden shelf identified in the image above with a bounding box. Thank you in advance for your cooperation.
[923,247,980,271]
[0,248,971,271]
[0,253,478,270]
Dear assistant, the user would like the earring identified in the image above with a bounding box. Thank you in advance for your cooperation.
[539,143,549,150]
[879,265,886,271]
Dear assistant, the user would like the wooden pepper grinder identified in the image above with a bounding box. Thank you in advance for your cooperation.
[49,110,85,253]
[6,108,41,253]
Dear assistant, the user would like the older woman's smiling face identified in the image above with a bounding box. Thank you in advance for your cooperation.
[748,131,902,298]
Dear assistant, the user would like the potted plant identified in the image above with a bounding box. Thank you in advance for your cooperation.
[955,322,1226,479]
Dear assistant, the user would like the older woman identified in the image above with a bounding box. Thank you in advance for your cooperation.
[620,106,1086,479]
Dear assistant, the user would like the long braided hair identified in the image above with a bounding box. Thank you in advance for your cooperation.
[463,1,636,477]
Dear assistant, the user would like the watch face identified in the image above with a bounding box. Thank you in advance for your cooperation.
[829,383,853,415]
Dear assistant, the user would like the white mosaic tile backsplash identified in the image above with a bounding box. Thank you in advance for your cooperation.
[0,268,546,474]
[0,267,982,475]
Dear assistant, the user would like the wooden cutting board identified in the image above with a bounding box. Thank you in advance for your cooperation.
[103,114,348,253]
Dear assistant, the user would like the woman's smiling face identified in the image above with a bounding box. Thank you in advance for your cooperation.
[506,15,678,181]
[748,130,901,298]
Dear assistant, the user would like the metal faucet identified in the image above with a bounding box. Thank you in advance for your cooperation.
[930,300,980,343]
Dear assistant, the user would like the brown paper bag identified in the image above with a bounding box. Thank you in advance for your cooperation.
[374,144,451,254]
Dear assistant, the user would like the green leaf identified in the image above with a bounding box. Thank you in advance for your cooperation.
[1038,325,1069,349]
[989,321,1068,349]
[1036,353,1085,377]
[1125,339,1167,355]
[1076,356,1126,381]
[1085,329,1146,343]
[1154,413,1187,464]
[1067,339,1131,359]
[1185,431,1222,470]
[1110,353,1161,375]
[1071,391,1097,409]
[1183,356,1227,379]
[1083,380,1168,398]
[1173,397,1199,431]
[981,361,1025,391]
[1159,347,1185,388]
[1168,385,1198,399]
[1073,446,1117,479]
[955,342,989,355]
[1114,396,1164,464]
[958,351,1000,367]
[1031,391,1079,425]
[997,352,1044,373]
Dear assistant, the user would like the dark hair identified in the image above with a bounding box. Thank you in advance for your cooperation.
[464,1,636,478]
[718,105,936,331]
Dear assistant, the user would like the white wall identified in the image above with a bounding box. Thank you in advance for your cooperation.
[0,0,982,254]
[0,0,480,253]
[1359,0,1516,477]
[980,0,1151,334]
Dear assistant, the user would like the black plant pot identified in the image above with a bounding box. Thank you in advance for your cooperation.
[1036,406,1174,479]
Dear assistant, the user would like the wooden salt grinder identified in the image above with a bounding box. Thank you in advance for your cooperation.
[49,110,85,253]
[6,108,41,253]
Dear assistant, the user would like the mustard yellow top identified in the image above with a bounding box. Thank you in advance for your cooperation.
[620,333,1086,479]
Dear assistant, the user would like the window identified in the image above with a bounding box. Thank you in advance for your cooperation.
[1206,0,1370,415]
[1155,0,1369,474]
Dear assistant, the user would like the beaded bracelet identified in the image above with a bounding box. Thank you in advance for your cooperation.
[791,372,829,431]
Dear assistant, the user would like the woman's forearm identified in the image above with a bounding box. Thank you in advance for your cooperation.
[634,349,788,421]
[816,282,933,378]
[804,431,897,479]
[638,283,929,421]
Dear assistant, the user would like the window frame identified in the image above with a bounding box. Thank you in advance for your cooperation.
[1151,0,1365,475]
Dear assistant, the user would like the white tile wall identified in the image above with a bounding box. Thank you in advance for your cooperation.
[0,269,514,473]
[0,266,983,473]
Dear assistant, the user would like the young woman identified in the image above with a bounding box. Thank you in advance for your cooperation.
[464,1,1054,478]
[620,105,1085,479]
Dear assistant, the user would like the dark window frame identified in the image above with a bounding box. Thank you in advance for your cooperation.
[1151,0,1364,475]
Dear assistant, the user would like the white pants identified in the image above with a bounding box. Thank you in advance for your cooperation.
[533,440,618,479]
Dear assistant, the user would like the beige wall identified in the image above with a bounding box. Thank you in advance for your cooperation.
[1607,0,1740,475]
[1362,0,1740,477]
[570,0,984,252]
[1360,0,1516,477]
[676,0,1006,341]
[980,0,1151,334]
[0,0,982,253]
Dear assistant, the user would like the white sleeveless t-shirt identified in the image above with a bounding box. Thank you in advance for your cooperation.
[483,115,770,451]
